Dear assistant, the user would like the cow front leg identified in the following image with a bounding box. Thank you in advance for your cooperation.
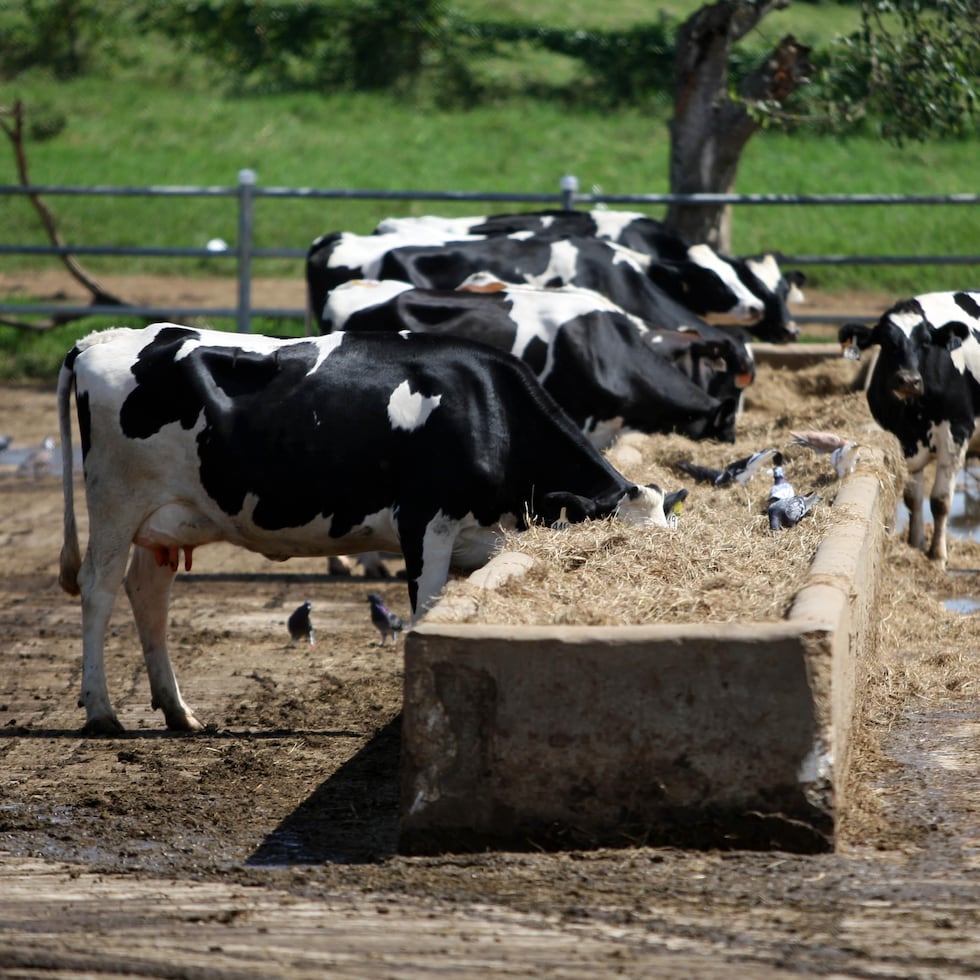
[927,439,968,565]
[125,545,204,731]
[400,514,458,622]
[903,468,926,552]
[77,546,129,734]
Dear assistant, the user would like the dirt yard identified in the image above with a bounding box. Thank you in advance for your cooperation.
[0,282,978,977]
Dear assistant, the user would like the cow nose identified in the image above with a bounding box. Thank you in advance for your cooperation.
[737,300,764,323]
[893,370,924,399]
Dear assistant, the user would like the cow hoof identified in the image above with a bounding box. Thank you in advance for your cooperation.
[164,711,206,733]
[81,715,124,736]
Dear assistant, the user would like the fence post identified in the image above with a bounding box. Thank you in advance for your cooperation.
[236,168,257,333]
[559,174,579,210]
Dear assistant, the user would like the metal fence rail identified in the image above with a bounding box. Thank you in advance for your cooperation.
[2,171,978,333]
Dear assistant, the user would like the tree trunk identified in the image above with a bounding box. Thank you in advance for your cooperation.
[665,1,812,251]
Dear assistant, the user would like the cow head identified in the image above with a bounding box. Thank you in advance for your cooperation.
[838,315,970,403]
[645,246,767,326]
[737,255,805,344]
[539,483,668,529]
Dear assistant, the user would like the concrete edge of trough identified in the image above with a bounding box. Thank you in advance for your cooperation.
[400,453,889,856]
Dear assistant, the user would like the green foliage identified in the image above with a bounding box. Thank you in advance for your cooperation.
[463,20,678,104]
[818,0,979,141]
[138,0,477,98]
[0,0,126,80]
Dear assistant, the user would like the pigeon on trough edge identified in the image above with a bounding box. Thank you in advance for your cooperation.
[790,430,860,478]
[287,600,315,647]
[368,592,404,645]
[768,492,823,531]
[676,448,781,487]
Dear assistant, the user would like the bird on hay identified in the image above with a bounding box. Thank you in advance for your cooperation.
[368,592,404,646]
[287,600,315,647]
[768,492,822,531]
[790,430,860,479]
[768,464,796,504]
[676,448,781,488]
[662,488,689,529]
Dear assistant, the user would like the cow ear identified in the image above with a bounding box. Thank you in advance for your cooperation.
[933,320,969,351]
[538,491,596,528]
[839,322,873,358]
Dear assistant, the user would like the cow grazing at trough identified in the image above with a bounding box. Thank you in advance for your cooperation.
[58,323,669,733]
[839,290,980,565]
[324,279,740,446]
[373,209,805,343]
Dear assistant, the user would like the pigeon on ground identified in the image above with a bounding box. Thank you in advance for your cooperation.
[768,492,823,531]
[368,592,404,645]
[17,436,55,477]
[768,465,796,503]
[662,488,689,529]
[676,449,781,487]
[790,430,860,478]
[287,600,315,647]
[0,435,11,453]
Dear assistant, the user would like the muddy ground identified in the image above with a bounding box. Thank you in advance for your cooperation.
[0,282,978,978]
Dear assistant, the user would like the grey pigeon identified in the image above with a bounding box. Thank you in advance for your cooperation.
[677,449,781,487]
[368,592,404,645]
[287,600,315,647]
[768,465,796,503]
[0,435,11,453]
[768,492,822,531]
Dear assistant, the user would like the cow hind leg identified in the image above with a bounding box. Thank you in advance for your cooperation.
[77,544,131,734]
[125,545,205,731]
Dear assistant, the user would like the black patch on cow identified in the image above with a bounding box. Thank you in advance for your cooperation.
[954,291,980,321]
[76,389,92,462]
[522,335,548,375]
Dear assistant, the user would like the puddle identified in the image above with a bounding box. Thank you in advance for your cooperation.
[893,458,980,544]
[944,597,980,615]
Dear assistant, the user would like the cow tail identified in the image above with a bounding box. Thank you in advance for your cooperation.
[57,348,82,596]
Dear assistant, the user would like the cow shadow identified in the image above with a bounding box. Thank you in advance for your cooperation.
[247,715,402,866]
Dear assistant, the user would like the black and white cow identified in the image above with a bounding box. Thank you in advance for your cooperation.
[58,323,669,733]
[305,227,484,333]
[373,209,805,343]
[840,290,980,565]
[323,279,740,446]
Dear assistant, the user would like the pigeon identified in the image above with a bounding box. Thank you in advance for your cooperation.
[676,449,780,487]
[287,600,315,647]
[790,430,860,478]
[17,436,55,477]
[662,488,688,529]
[768,465,796,503]
[0,435,11,453]
[768,492,822,531]
[368,592,404,645]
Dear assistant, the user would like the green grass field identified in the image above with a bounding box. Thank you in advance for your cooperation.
[1,1,977,379]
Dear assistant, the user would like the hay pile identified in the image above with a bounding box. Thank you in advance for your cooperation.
[439,355,910,626]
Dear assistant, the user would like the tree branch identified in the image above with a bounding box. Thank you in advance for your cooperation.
[1,99,130,331]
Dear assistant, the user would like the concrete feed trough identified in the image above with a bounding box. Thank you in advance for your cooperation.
[399,463,887,855]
